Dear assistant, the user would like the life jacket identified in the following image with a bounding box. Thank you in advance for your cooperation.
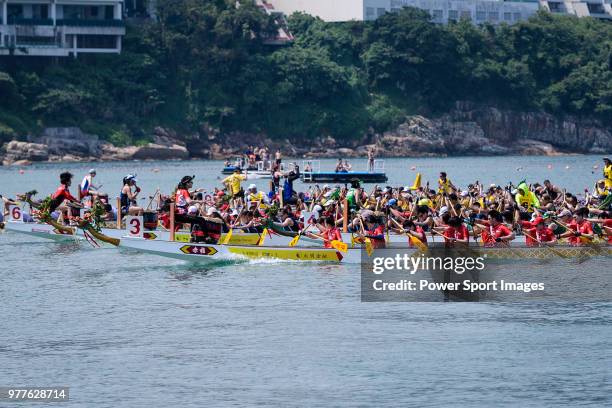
[438,178,452,194]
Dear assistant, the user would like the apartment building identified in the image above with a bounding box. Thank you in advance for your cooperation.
[267,0,612,22]
[0,0,125,57]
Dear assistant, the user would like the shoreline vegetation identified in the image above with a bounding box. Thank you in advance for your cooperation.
[1,3,611,165]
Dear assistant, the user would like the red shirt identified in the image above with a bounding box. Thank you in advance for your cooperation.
[175,189,191,208]
[568,220,593,246]
[443,225,469,246]
[366,225,386,248]
[52,185,77,202]
[523,227,555,246]
[481,223,513,247]
[604,219,612,244]
[407,226,428,248]
[323,227,342,249]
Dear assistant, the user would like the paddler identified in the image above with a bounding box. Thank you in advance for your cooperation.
[120,174,143,216]
[361,215,386,249]
[79,168,100,201]
[514,182,540,211]
[561,207,594,246]
[520,216,555,246]
[396,219,427,248]
[311,216,343,249]
[443,216,469,247]
[246,184,268,210]
[49,172,82,222]
[477,210,515,247]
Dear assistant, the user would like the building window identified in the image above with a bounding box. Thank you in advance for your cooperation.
[448,10,458,21]
[377,8,387,17]
[391,8,401,13]
[488,12,498,22]
[587,3,605,13]
[513,12,522,21]
[366,7,375,20]
[476,11,486,21]
[460,11,472,21]
[503,12,512,21]
[77,34,117,49]
[432,9,443,20]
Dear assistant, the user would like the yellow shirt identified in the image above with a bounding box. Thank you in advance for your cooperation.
[604,164,612,188]
[223,174,246,195]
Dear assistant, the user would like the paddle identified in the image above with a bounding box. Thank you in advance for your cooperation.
[288,221,315,247]
[305,231,348,252]
[521,228,568,258]
[390,218,427,251]
[358,216,374,256]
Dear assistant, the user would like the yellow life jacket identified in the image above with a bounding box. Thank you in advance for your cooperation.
[515,190,540,210]
[248,191,267,209]
[438,178,452,194]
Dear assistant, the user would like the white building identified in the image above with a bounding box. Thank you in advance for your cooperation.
[0,0,125,57]
[540,0,612,19]
[266,0,612,22]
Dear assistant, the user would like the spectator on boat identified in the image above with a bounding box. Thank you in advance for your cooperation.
[120,174,143,217]
[367,148,375,172]
[335,159,347,173]
[275,149,282,165]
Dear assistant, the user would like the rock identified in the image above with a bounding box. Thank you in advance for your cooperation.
[2,140,49,164]
[11,159,33,166]
[132,143,189,160]
[35,127,101,157]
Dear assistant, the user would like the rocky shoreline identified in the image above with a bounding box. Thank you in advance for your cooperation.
[2,102,610,166]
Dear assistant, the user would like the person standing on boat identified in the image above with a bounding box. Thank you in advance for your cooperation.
[282,165,300,205]
[275,149,282,165]
[223,168,246,207]
[438,172,457,195]
[367,148,375,172]
[79,169,100,201]
[120,175,143,217]
[603,157,612,189]
[49,172,82,222]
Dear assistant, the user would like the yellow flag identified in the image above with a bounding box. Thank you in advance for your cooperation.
[365,238,373,257]
[258,228,268,246]
[410,173,422,190]
[288,234,300,247]
[221,228,233,245]
[331,240,348,253]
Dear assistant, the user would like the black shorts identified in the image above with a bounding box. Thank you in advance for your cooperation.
[232,189,244,198]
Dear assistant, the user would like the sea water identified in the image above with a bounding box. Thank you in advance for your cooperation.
[1,156,610,407]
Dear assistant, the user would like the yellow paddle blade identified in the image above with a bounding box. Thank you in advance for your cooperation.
[365,238,373,257]
[410,235,428,252]
[410,172,422,190]
[288,234,300,247]
[331,240,348,253]
[258,228,268,246]
[221,228,233,245]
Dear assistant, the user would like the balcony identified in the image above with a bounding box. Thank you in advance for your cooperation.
[56,19,125,27]
[7,17,54,26]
